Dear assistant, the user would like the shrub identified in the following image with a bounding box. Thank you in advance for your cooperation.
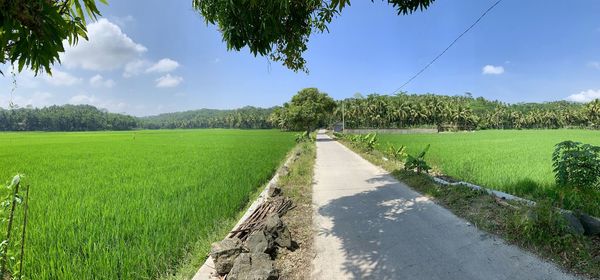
[387,145,407,162]
[552,141,600,191]
[404,144,431,173]
[0,175,29,279]
[295,131,312,143]
[362,133,378,152]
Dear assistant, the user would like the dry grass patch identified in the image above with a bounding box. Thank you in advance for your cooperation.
[273,142,316,279]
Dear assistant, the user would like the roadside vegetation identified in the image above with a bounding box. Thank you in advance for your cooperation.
[0,129,295,279]
[334,133,600,278]
[274,141,316,279]
[375,130,600,216]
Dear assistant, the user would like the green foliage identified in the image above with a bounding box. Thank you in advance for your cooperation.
[404,144,431,173]
[362,133,378,152]
[0,130,296,279]
[377,130,600,216]
[0,0,106,75]
[295,131,314,143]
[339,132,379,152]
[506,200,592,264]
[193,0,435,72]
[270,88,336,133]
[387,144,407,162]
[140,106,275,129]
[585,99,600,128]
[0,175,28,280]
[0,105,137,131]
[334,93,595,130]
[552,141,600,191]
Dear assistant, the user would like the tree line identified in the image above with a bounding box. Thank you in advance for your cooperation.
[0,105,137,131]
[2,92,599,132]
[139,106,275,129]
[331,93,600,131]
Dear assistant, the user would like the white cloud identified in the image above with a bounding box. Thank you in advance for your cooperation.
[61,18,147,71]
[146,58,180,73]
[123,60,151,78]
[566,89,600,103]
[155,74,183,88]
[89,74,115,88]
[43,70,81,86]
[0,92,54,108]
[482,65,505,75]
[587,61,600,70]
[69,94,127,112]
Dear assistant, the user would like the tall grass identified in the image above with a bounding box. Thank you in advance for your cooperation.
[376,130,600,216]
[0,129,295,279]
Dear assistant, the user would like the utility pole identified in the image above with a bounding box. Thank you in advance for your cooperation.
[342,100,345,133]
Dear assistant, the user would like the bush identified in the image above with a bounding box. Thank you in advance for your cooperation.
[552,141,600,191]
[404,144,431,173]
[387,145,407,162]
[339,133,379,152]
[295,131,313,143]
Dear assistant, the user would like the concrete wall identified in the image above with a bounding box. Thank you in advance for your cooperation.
[343,128,437,134]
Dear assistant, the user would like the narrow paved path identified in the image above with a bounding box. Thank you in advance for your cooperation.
[312,132,577,280]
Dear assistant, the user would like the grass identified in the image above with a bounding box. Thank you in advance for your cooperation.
[274,142,316,279]
[374,129,600,216]
[0,129,296,279]
[335,136,600,279]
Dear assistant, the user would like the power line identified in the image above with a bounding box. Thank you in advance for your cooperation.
[392,0,504,94]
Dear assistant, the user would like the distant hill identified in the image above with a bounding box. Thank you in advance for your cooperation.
[140,106,276,129]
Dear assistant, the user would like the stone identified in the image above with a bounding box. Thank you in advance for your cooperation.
[227,252,278,280]
[268,186,282,197]
[279,166,290,177]
[561,211,585,235]
[579,213,600,236]
[264,213,293,249]
[227,253,252,279]
[246,230,275,254]
[274,226,293,249]
[249,252,278,279]
[210,238,243,275]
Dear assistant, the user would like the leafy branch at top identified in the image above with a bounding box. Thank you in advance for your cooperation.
[192,0,436,72]
[0,0,106,75]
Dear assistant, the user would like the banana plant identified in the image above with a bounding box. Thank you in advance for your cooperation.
[404,144,431,173]
[387,145,407,162]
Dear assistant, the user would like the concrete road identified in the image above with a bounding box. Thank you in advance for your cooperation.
[312,132,577,280]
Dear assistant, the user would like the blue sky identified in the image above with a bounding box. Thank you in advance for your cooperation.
[2,0,600,116]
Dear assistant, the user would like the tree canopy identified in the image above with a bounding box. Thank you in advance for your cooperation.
[0,0,105,75]
[1,0,434,75]
[270,88,336,133]
[193,0,435,72]
[0,104,137,131]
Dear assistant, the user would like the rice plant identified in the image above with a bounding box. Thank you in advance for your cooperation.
[0,129,295,279]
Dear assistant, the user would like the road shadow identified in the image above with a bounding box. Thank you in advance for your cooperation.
[316,138,336,143]
[316,174,438,279]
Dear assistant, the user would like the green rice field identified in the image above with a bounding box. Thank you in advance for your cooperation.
[376,130,600,215]
[0,129,295,279]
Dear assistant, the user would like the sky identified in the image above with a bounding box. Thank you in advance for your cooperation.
[1,0,600,116]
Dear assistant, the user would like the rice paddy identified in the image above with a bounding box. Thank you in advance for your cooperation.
[0,129,295,279]
[375,130,600,215]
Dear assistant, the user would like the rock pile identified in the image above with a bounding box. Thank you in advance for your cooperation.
[210,187,295,279]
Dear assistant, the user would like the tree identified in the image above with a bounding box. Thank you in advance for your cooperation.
[192,0,435,72]
[1,0,105,75]
[272,88,336,133]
